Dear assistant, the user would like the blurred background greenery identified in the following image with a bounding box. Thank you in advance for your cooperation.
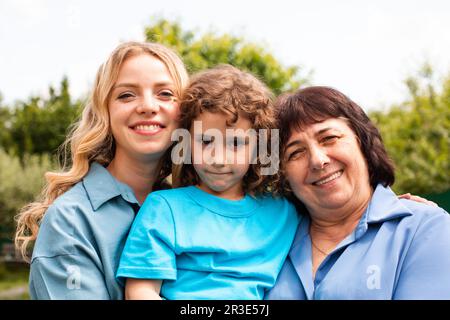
[0,19,449,299]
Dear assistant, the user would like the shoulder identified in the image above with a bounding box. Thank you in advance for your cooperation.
[149,186,192,200]
[255,194,299,220]
[256,193,296,209]
[370,185,450,233]
[393,201,450,286]
[40,181,92,228]
[137,187,194,221]
[142,187,194,208]
[400,199,450,225]
[397,199,450,241]
[32,181,93,260]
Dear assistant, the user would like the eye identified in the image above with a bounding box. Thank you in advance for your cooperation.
[287,148,305,161]
[158,90,175,101]
[117,92,135,100]
[321,135,339,144]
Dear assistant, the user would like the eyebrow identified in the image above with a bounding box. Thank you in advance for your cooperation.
[112,81,175,90]
[285,127,335,150]
[112,83,139,90]
[285,140,303,150]
[316,127,333,135]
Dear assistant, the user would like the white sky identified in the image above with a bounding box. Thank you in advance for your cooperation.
[1,0,450,111]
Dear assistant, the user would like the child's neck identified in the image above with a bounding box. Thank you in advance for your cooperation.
[197,183,245,200]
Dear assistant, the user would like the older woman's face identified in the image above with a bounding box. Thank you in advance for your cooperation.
[283,118,372,214]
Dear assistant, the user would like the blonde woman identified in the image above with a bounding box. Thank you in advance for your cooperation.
[15,42,189,299]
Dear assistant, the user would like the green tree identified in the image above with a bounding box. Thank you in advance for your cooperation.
[9,77,82,159]
[0,93,13,151]
[370,64,450,194]
[145,18,309,95]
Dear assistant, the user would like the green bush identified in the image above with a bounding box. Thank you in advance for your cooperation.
[370,66,450,195]
[0,149,55,243]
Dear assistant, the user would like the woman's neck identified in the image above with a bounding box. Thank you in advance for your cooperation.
[107,151,163,205]
[308,194,371,243]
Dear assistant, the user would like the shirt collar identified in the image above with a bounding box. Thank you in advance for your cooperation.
[291,184,413,246]
[184,186,260,217]
[354,184,413,239]
[365,184,413,223]
[82,162,140,211]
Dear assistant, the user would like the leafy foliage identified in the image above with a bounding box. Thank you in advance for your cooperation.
[5,77,82,160]
[0,149,54,242]
[145,18,309,95]
[370,64,450,194]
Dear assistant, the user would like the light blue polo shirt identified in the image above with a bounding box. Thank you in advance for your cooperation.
[30,162,140,299]
[116,186,299,300]
[266,184,450,300]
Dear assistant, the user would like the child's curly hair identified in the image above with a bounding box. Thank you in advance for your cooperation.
[172,64,279,196]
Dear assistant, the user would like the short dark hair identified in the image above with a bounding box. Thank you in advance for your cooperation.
[275,86,395,194]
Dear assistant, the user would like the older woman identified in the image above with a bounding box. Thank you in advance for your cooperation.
[267,86,450,299]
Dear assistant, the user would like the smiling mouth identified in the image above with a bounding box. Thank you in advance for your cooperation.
[132,124,165,131]
[312,170,344,186]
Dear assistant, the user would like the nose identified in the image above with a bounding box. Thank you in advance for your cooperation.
[136,92,160,114]
[309,145,330,170]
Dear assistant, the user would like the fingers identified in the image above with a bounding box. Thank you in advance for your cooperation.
[398,193,439,207]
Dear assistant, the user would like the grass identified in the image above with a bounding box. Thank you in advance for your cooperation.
[0,262,30,300]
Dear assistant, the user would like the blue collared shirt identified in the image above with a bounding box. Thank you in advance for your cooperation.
[266,184,450,300]
[30,162,140,299]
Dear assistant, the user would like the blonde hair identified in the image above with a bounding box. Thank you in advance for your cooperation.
[15,41,189,261]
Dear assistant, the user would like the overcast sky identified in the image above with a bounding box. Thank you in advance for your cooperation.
[1,0,450,111]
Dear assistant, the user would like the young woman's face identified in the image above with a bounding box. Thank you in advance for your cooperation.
[191,111,256,200]
[108,54,179,161]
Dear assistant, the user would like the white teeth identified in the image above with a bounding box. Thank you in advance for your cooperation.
[314,170,343,186]
[135,124,161,131]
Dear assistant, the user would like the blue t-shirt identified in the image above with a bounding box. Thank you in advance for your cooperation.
[116,186,299,300]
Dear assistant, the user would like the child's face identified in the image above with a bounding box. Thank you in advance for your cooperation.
[191,111,256,200]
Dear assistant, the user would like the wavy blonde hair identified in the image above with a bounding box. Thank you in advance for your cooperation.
[15,41,189,261]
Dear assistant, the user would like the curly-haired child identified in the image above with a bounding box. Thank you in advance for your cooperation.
[116,65,299,300]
